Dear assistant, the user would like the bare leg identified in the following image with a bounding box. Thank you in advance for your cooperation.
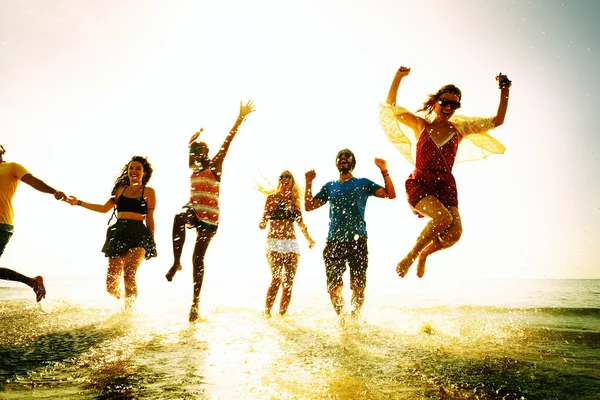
[189,228,215,322]
[328,284,345,315]
[349,286,365,319]
[265,252,283,316]
[278,253,299,315]
[416,206,462,278]
[396,196,454,278]
[166,211,194,282]
[0,268,45,302]
[107,256,125,299]
[123,247,146,301]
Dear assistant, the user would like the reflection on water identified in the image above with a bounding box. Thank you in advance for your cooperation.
[0,278,599,399]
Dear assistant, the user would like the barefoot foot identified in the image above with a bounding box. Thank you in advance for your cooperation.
[396,256,416,278]
[165,263,182,282]
[32,276,46,302]
[189,303,199,322]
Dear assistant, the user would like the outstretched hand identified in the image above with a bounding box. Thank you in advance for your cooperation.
[239,100,255,118]
[64,195,79,206]
[496,72,512,89]
[374,157,387,171]
[305,170,316,183]
[396,66,411,78]
[53,191,67,201]
[189,128,204,145]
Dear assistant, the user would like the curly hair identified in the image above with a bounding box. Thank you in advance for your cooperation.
[416,84,462,121]
[111,156,154,195]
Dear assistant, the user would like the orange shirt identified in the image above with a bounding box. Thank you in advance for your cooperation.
[184,169,220,226]
[0,162,30,225]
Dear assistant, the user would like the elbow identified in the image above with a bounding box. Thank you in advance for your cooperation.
[492,117,504,127]
[389,193,397,200]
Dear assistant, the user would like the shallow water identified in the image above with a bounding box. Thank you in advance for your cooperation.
[1,277,599,399]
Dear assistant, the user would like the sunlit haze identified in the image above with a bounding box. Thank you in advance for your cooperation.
[1,0,599,306]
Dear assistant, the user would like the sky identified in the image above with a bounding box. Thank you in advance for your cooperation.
[1,0,599,289]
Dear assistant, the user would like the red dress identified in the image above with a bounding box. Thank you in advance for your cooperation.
[405,131,460,217]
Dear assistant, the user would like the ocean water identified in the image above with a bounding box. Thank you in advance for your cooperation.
[0,275,599,399]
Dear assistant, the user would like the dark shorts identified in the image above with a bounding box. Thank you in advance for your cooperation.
[323,236,368,292]
[102,219,157,258]
[405,170,458,217]
[0,224,14,258]
[181,207,219,233]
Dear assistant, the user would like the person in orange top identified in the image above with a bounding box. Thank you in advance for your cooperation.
[165,100,255,322]
[0,144,66,302]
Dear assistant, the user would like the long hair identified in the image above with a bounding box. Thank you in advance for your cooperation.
[416,84,462,121]
[255,170,302,210]
[111,156,154,195]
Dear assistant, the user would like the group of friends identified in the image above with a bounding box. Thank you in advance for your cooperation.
[0,66,511,323]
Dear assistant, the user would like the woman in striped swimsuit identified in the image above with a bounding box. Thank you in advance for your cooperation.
[165,100,255,322]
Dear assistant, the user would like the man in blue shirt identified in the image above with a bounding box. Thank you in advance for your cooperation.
[304,149,396,320]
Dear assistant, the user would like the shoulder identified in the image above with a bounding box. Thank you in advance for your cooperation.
[5,162,30,177]
[357,177,378,187]
[144,186,156,195]
[114,185,127,196]
[266,193,279,202]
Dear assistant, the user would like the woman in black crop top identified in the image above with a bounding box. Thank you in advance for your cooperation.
[259,170,315,317]
[65,156,157,307]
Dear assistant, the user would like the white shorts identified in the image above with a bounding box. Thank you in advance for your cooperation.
[266,239,300,255]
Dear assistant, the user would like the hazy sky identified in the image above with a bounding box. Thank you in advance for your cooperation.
[1,0,599,285]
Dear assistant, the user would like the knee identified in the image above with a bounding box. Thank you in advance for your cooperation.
[442,224,463,244]
[174,212,188,226]
[433,210,454,231]
[350,278,366,293]
[327,282,343,295]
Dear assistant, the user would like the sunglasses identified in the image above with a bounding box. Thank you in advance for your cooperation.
[189,146,201,154]
[279,174,292,180]
[337,151,353,159]
[438,98,461,110]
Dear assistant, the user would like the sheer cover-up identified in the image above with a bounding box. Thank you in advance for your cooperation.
[378,103,505,165]
[379,103,506,217]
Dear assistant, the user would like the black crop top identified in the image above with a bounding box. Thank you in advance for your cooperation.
[269,201,300,221]
[116,187,147,215]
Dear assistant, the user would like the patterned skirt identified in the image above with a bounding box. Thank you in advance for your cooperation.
[101,219,157,258]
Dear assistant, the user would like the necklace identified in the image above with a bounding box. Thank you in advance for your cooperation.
[129,185,143,196]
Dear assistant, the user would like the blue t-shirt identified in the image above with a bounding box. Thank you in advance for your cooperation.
[314,177,382,242]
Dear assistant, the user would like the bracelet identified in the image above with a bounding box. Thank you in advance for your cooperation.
[498,77,512,89]
[77,200,82,206]
[381,169,389,175]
